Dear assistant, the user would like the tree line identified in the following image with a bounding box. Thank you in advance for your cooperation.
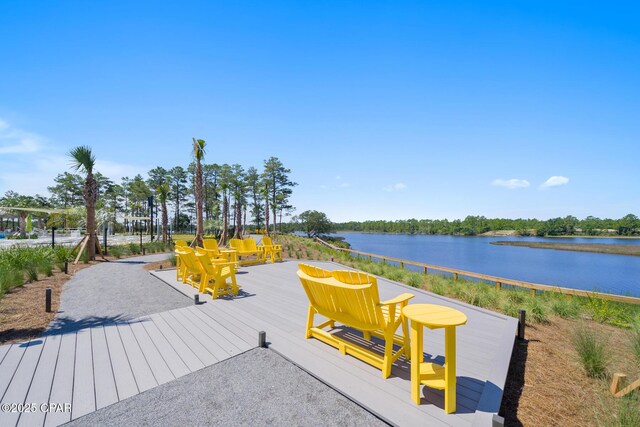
[333,214,640,237]
[0,151,297,245]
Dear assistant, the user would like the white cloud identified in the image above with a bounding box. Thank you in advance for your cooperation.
[337,182,351,188]
[383,183,407,192]
[491,178,530,189]
[0,117,149,196]
[540,176,569,189]
[0,119,43,154]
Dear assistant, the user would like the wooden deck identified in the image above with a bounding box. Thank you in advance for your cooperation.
[0,306,255,426]
[154,260,517,426]
[0,260,516,427]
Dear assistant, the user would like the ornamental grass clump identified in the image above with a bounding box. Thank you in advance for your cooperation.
[550,295,583,319]
[109,245,123,259]
[405,272,423,288]
[53,246,72,272]
[525,297,549,324]
[631,319,640,364]
[572,324,610,379]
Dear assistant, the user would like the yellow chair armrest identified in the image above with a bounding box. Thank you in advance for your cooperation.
[380,293,415,306]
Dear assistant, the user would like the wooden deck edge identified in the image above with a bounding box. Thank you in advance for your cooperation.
[470,316,518,427]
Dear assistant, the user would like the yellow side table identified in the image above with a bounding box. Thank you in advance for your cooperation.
[402,304,467,413]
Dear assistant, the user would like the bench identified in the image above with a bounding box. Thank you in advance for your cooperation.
[297,263,414,378]
[229,238,264,265]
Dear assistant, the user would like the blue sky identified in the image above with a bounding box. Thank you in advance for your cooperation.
[1,1,638,222]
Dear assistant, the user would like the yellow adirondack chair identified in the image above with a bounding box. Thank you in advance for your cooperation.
[297,263,414,378]
[260,236,282,263]
[195,253,240,298]
[298,263,333,278]
[175,248,202,289]
[229,238,264,265]
[174,240,188,280]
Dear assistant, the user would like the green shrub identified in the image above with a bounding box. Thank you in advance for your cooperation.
[614,391,640,427]
[405,273,423,288]
[168,252,177,266]
[572,324,609,378]
[631,320,640,364]
[110,246,123,259]
[80,249,90,264]
[129,243,141,255]
[430,281,447,296]
[505,289,527,305]
[385,268,406,283]
[525,297,549,324]
[502,302,520,318]
[53,246,72,271]
[550,296,582,319]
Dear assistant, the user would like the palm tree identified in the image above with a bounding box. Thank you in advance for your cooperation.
[157,182,170,243]
[69,146,98,260]
[192,138,206,247]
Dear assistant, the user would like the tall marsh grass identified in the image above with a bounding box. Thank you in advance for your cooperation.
[572,324,609,378]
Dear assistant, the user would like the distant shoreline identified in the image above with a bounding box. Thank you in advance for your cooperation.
[334,230,640,240]
[490,241,640,256]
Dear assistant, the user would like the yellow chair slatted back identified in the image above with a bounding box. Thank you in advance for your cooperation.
[332,270,377,286]
[176,247,201,288]
[243,238,258,251]
[298,271,384,331]
[203,239,220,254]
[229,238,244,252]
[261,236,274,246]
[175,240,188,247]
[298,263,333,278]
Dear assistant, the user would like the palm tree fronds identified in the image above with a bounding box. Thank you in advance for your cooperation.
[68,146,96,174]
[192,138,206,161]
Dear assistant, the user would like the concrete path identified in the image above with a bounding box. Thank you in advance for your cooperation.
[48,254,191,333]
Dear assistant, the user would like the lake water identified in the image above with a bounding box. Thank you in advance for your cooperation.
[333,233,640,297]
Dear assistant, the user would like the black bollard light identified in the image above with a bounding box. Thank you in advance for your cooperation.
[258,331,267,348]
[45,288,52,312]
[194,294,199,305]
[518,310,526,340]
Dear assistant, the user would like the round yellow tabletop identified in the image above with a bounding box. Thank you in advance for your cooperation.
[402,304,467,328]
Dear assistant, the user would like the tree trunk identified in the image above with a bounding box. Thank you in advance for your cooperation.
[220,193,229,244]
[233,199,242,239]
[85,174,98,260]
[161,201,168,243]
[195,159,204,247]
[264,195,270,237]
[18,212,26,237]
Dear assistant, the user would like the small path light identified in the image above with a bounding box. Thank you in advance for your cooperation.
[194,294,199,305]
[518,310,526,340]
[259,331,267,348]
[45,288,52,312]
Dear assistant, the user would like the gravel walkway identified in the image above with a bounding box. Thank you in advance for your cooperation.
[65,348,388,427]
[48,254,190,333]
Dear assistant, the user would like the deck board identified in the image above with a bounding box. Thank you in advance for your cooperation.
[71,328,95,419]
[147,313,205,372]
[1,340,44,426]
[138,316,191,378]
[44,332,76,427]
[90,326,118,410]
[103,323,138,400]
[128,320,175,386]
[17,335,62,427]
